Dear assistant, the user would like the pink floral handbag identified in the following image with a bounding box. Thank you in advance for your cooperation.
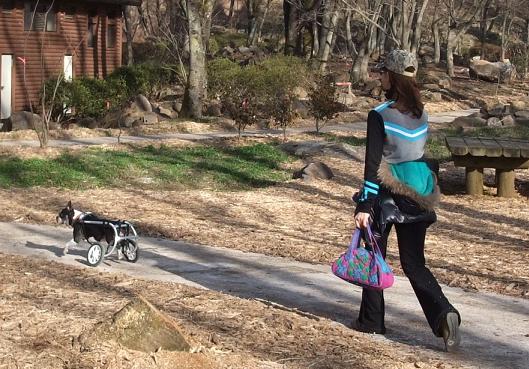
[331,225,394,290]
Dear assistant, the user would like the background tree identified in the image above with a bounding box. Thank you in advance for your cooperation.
[307,74,341,132]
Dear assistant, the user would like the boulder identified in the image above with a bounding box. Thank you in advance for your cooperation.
[134,94,153,113]
[120,115,138,128]
[501,115,515,127]
[293,161,334,180]
[515,110,529,119]
[438,77,452,89]
[142,112,159,125]
[157,106,177,119]
[469,58,515,83]
[487,104,507,117]
[510,101,529,113]
[487,117,502,127]
[238,46,252,55]
[451,116,487,129]
[7,111,43,131]
[79,295,190,353]
[173,100,183,113]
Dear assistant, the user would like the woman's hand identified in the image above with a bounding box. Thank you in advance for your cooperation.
[355,212,371,229]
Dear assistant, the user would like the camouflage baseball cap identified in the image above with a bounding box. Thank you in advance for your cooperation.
[375,49,418,77]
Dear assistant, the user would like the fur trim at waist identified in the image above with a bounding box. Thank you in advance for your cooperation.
[377,161,440,211]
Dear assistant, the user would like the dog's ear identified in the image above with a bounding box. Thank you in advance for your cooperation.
[67,200,72,209]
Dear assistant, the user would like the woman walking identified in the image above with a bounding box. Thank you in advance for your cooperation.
[352,49,461,352]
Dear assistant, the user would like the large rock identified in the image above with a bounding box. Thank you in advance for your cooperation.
[469,58,515,83]
[487,104,507,117]
[157,105,178,120]
[7,111,44,131]
[134,94,153,113]
[79,295,191,353]
[510,100,529,113]
[293,161,334,180]
[515,110,529,119]
[451,115,487,129]
[438,77,452,89]
[487,117,502,127]
[502,115,515,127]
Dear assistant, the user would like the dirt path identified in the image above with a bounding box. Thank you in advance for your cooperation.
[1,221,527,369]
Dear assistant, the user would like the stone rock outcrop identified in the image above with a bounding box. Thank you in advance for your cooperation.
[469,58,515,83]
[293,161,334,180]
[79,295,191,353]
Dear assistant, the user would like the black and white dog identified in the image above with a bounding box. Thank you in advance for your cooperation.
[56,201,117,256]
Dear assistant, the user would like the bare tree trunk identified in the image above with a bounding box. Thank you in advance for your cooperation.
[410,0,429,54]
[525,19,529,78]
[202,0,214,51]
[123,5,134,65]
[444,0,487,76]
[432,20,441,63]
[400,0,413,51]
[345,10,354,56]
[315,1,339,71]
[228,0,236,27]
[479,0,492,59]
[248,0,267,45]
[256,0,271,43]
[446,29,457,77]
[311,20,319,57]
[182,0,206,119]
[284,0,299,55]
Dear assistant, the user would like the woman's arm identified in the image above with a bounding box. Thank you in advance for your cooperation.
[355,110,385,215]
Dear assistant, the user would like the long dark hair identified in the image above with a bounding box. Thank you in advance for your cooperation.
[385,69,424,118]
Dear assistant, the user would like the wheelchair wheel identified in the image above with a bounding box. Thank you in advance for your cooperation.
[87,243,105,267]
[121,239,139,263]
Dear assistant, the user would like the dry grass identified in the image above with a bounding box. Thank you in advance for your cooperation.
[0,253,458,369]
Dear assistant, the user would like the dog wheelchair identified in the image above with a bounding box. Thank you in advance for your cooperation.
[81,219,140,267]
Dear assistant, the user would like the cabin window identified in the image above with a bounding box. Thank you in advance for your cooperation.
[1,0,15,13]
[106,23,117,48]
[24,1,56,32]
[87,18,97,48]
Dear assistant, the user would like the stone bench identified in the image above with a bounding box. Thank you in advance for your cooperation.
[445,137,529,197]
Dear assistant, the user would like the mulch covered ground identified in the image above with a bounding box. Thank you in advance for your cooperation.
[0,252,460,369]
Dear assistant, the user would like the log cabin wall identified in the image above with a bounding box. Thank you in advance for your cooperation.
[0,0,123,113]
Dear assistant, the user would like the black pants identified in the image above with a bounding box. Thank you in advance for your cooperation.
[358,221,460,336]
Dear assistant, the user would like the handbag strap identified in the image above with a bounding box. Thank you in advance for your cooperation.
[346,228,362,259]
[365,224,384,257]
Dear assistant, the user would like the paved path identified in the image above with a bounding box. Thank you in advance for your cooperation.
[1,221,527,369]
[0,109,478,148]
